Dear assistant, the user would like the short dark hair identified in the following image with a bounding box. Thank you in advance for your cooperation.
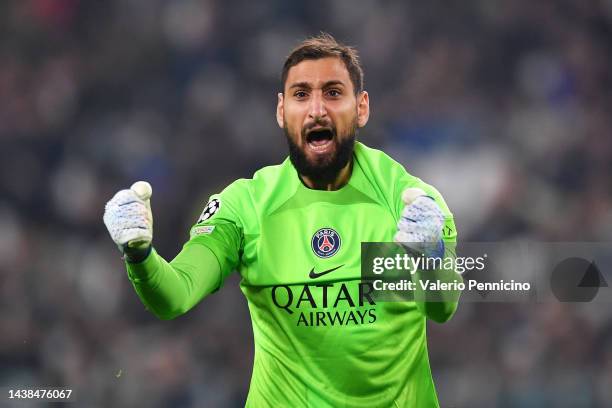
[281,32,364,95]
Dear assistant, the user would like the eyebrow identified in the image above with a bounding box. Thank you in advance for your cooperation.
[288,80,346,90]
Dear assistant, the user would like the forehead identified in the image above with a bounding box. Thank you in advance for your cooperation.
[285,57,353,91]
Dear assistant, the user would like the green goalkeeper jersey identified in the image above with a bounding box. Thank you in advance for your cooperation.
[126,142,457,407]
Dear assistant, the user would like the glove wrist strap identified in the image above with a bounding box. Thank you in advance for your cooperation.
[121,244,152,264]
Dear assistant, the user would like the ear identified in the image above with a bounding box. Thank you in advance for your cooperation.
[276,92,284,128]
[357,91,370,128]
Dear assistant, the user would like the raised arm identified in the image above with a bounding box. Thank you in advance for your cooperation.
[394,187,462,323]
[103,181,234,320]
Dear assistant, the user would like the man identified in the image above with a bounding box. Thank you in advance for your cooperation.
[104,33,459,407]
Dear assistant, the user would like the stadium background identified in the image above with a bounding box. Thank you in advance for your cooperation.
[1,0,612,406]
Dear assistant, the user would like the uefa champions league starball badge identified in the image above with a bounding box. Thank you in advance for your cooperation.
[198,199,221,223]
[311,228,341,258]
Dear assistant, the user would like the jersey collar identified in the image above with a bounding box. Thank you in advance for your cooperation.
[281,142,381,204]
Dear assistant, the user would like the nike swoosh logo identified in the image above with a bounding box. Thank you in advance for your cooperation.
[309,264,344,279]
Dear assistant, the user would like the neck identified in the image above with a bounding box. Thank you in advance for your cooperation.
[300,160,353,191]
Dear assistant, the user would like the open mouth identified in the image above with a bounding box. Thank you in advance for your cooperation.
[306,128,334,151]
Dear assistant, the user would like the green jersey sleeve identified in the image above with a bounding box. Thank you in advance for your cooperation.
[187,180,248,287]
[124,181,247,319]
[126,245,222,320]
[383,152,461,322]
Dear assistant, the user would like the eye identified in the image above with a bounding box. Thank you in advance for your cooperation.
[294,91,308,99]
[326,89,341,97]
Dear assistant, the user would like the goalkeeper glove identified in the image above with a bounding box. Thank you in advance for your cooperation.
[394,187,445,258]
[103,181,153,262]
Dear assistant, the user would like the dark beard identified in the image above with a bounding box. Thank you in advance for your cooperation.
[285,127,356,186]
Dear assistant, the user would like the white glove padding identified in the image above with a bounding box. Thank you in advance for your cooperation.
[394,188,444,255]
[103,181,153,248]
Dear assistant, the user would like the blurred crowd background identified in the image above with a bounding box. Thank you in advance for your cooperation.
[1,0,612,406]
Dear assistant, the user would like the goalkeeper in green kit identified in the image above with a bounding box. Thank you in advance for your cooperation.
[103,33,460,407]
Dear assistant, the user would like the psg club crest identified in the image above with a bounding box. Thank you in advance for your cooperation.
[198,199,221,223]
[311,228,341,258]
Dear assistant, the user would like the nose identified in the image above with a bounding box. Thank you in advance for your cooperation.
[308,91,327,120]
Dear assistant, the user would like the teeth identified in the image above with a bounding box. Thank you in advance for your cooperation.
[310,139,330,146]
[307,139,332,151]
